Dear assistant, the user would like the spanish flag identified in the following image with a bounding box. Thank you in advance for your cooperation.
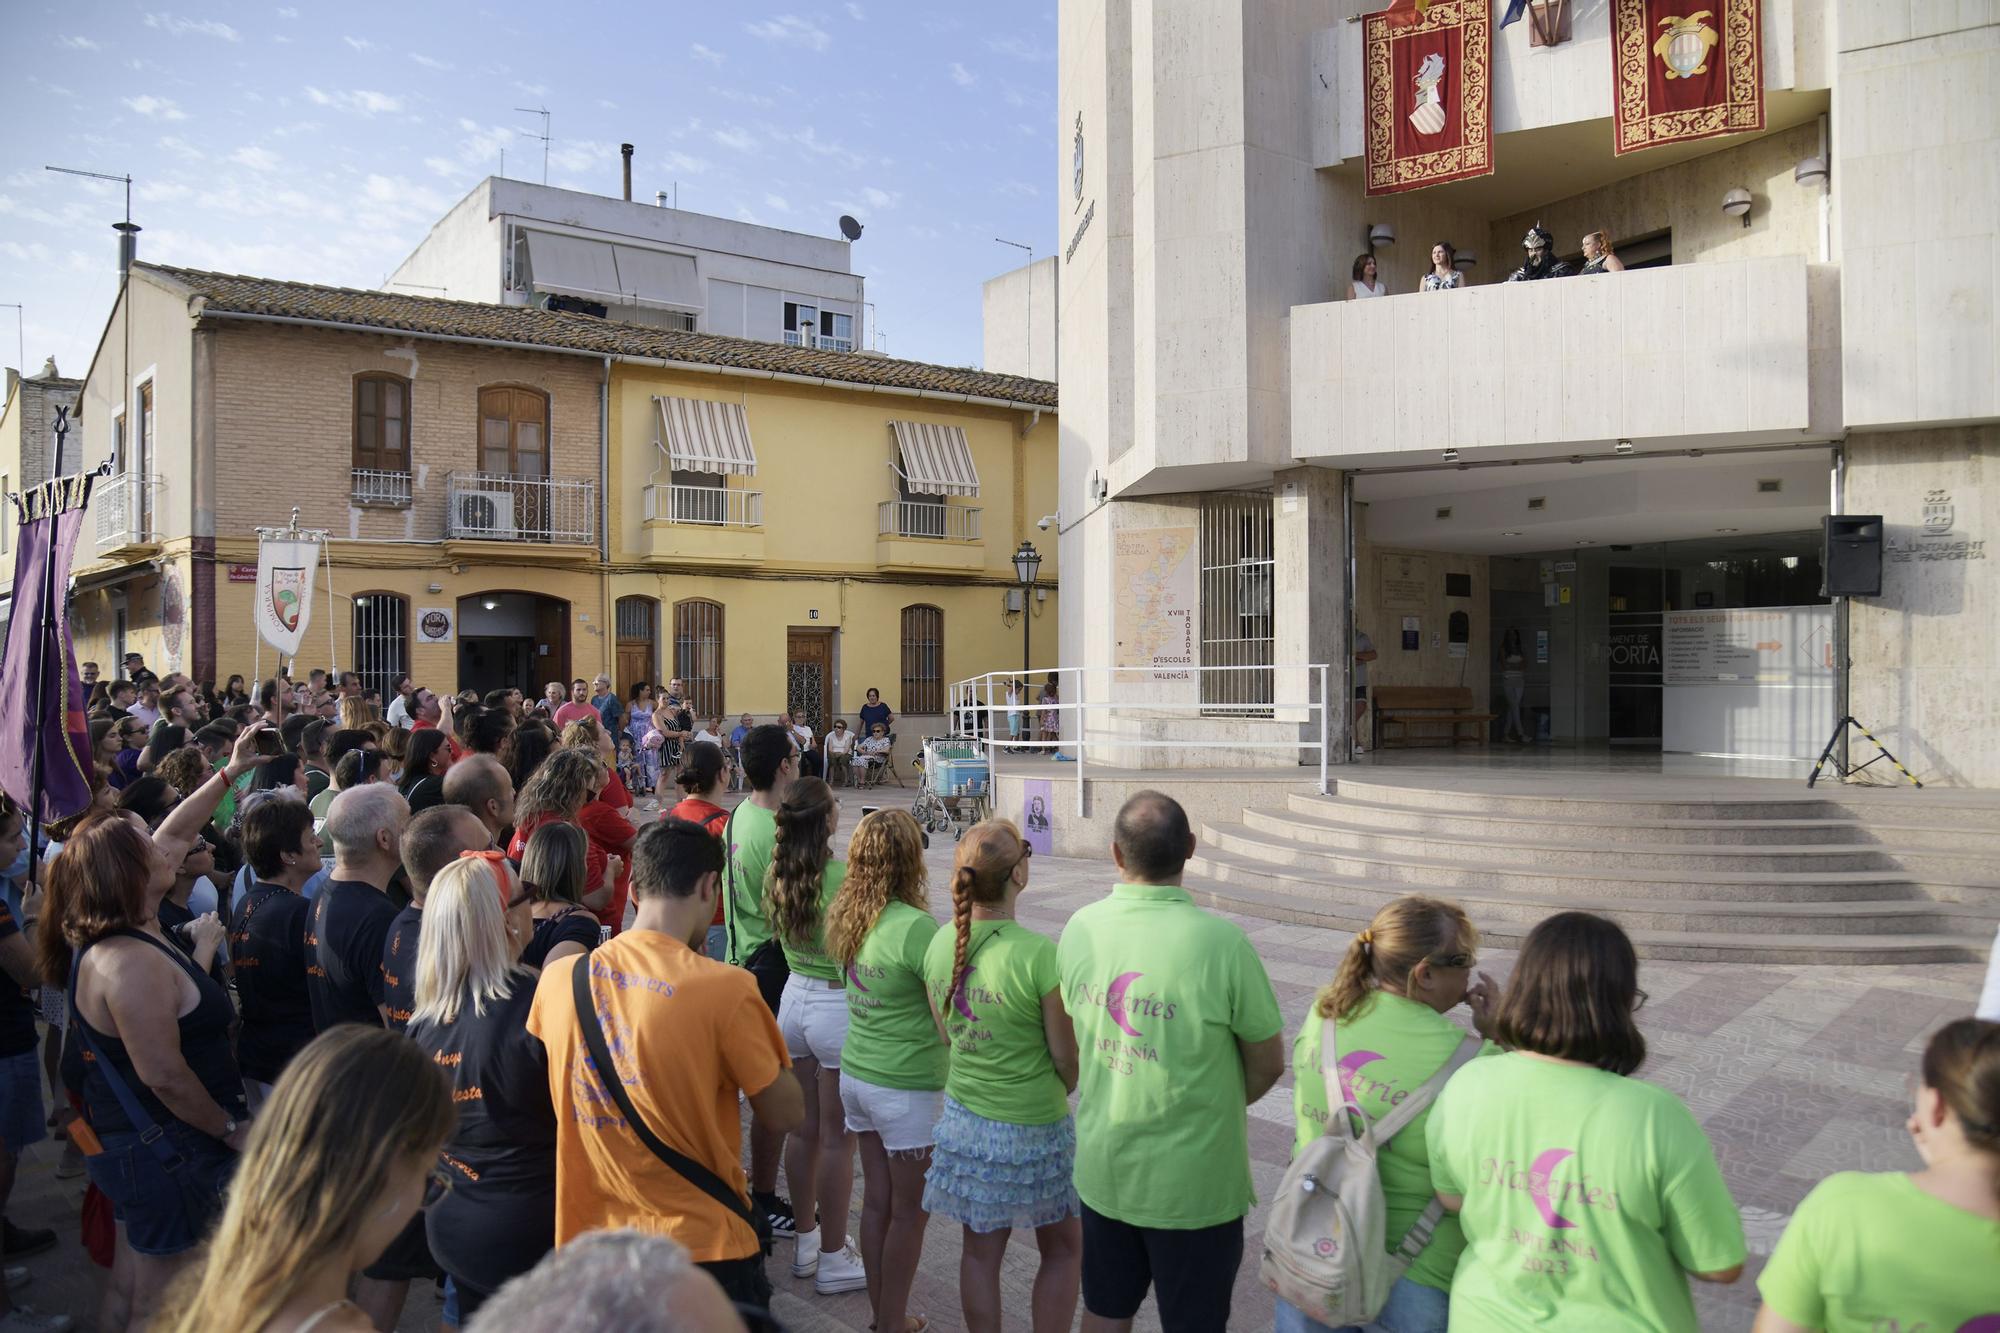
[1375,0,1432,28]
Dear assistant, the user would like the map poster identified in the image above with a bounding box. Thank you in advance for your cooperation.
[1379,551,1431,609]
[1113,526,1198,687]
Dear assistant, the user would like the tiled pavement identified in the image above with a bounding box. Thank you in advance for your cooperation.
[4,833,1985,1331]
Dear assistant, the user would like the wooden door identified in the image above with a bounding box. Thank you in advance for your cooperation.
[479,387,550,538]
[615,597,657,701]
[785,630,833,737]
[532,596,569,694]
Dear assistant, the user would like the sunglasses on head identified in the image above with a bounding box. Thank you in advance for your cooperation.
[459,849,533,910]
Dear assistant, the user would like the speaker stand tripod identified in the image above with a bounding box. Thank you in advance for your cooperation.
[1807,715,1923,790]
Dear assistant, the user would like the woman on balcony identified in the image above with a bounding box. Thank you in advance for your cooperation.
[1421,241,1463,291]
[1581,231,1626,275]
[1349,254,1385,299]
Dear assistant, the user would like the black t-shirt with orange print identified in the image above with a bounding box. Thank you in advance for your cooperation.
[380,905,423,1033]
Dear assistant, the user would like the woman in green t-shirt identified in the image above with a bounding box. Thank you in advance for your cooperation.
[1425,912,1746,1332]
[1754,1017,2000,1333]
[826,809,944,1333]
[764,777,864,1295]
[1283,895,1500,1333]
[921,819,1081,1333]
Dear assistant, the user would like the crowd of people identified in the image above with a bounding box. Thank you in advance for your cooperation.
[1346,226,1627,299]
[0,652,1986,1331]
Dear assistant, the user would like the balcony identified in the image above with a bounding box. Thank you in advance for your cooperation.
[94,473,164,556]
[350,468,412,507]
[876,500,985,573]
[1291,256,1833,466]
[443,471,597,561]
[784,328,855,353]
[640,483,765,566]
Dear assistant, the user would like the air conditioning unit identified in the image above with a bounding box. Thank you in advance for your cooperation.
[455,489,518,540]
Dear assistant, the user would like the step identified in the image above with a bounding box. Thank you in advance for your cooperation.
[1183,871,1994,965]
[1288,793,1868,846]
[1201,822,1929,902]
[1330,778,1840,823]
[1243,806,1901,873]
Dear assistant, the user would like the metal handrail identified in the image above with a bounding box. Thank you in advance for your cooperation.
[878,500,981,541]
[444,471,596,544]
[948,664,1335,814]
[644,483,764,528]
[95,472,164,546]
[350,468,412,506]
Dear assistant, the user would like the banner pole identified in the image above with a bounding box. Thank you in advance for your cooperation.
[322,536,337,681]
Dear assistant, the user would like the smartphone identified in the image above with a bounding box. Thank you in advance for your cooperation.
[255,728,283,757]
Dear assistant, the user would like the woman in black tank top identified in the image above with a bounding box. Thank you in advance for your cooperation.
[40,724,273,1331]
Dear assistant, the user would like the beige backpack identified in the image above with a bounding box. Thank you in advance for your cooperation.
[1259,1017,1479,1324]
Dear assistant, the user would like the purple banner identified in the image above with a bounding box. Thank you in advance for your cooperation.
[0,475,96,823]
[1022,778,1053,858]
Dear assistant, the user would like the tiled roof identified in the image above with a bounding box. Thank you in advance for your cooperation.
[139,263,1057,409]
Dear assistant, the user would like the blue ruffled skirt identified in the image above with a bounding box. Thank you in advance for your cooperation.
[922,1095,1079,1234]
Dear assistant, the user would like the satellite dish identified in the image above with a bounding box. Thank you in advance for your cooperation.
[838,214,863,241]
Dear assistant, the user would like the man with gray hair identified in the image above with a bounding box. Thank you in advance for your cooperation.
[307,783,410,1033]
[467,1230,746,1333]
[443,753,515,847]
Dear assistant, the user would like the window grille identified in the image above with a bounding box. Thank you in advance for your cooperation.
[352,594,409,703]
[900,605,944,715]
[1200,492,1274,716]
[672,599,725,718]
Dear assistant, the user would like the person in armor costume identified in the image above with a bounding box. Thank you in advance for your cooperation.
[1505,224,1573,281]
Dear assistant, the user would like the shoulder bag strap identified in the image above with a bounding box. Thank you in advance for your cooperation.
[1372,1032,1483,1263]
[568,955,760,1237]
[1319,1015,1360,1142]
[722,807,740,961]
[68,942,193,1173]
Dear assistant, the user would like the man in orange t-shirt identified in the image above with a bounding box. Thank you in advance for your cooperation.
[527,817,804,1308]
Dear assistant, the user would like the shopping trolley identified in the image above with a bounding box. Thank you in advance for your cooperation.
[911,735,991,841]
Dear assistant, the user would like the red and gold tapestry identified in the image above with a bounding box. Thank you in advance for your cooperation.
[1363,0,1492,196]
[1611,0,1764,155]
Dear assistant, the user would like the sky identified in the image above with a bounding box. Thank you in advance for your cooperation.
[0,2,1059,381]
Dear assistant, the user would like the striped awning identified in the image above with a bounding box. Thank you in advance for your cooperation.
[654,396,757,476]
[890,421,980,497]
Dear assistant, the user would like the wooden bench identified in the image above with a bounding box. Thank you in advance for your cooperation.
[1371,686,1497,749]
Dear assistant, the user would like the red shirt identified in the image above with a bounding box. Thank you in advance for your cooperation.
[552,702,596,728]
[602,769,634,811]
[577,799,637,932]
[668,797,729,924]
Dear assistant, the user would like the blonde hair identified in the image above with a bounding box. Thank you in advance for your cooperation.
[409,856,529,1029]
[559,718,603,752]
[520,820,588,906]
[1315,895,1478,1021]
[154,745,211,798]
[825,809,928,968]
[1584,230,1613,253]
[765,778,837,949]
[514,748,601,824]
[946,820,1026,1013]
[154,1027,454,1333]
[336,696,378,731]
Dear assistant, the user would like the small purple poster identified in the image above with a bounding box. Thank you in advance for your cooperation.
[1022,778,1053,857]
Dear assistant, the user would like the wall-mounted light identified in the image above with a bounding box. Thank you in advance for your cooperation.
[1367,222,1396,249]
[427,582,443,594]
[1452,249,1476,270]
[1614,439,1634,455]
[1793,156,1828,188]
[1442,447,1459,462]
[481,597,499,611]
[1722,186,1753,226]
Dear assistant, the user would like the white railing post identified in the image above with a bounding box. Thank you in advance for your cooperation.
[1318,663,1329,795]
[1072,664,1085,817]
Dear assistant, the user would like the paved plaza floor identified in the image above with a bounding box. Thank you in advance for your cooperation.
[4,827,1986,1331]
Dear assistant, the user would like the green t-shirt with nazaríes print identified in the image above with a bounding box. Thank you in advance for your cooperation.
[1425,1052,1746,1332]
[773,861,846,981]
[1757,1170,2000,1332]
[921,919,1066,1126]
[1057,881,1284,1230]
[840,901,946,1092]
[1291,992,1497,1292]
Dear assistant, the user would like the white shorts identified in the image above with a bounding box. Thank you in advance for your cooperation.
[778,974,850,1069]
[841,1072,944,1153]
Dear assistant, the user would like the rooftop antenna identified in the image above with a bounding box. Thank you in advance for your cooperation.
[46,164,131,223]
[46,163,136,475]
[995,237,1033,374]
[514,105,551,184]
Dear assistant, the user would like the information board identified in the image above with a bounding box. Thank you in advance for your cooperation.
[1662,607,1834,685]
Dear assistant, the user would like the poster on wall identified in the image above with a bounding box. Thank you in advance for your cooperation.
[1112,527,1197,685]
[1401,615,1421,651]
[1379,552,1432,610]
[1663,607,1834,684]
[416,607,455,645]
[1022,778,1053,858]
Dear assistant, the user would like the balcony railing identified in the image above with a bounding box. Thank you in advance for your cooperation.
[444,471,596,544]
[783,329,855,353]
[95,472,164,548]
[643,484,764,528]
[350,468,412,507]
[879,500,981,541]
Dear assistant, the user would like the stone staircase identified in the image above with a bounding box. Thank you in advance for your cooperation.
[1185,777,2000,964]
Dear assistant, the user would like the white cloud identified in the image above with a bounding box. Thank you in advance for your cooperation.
[690,42,725,67]
[712,126,758,152]
[764,193,791,213]
[997,179,1039,197]
[986,35,1053,61]
[424,156,458,177]
[659,151,711,175]
[515,81,548,98]
[411,53,453,71]
[138,180,193,203]
[58,35,99,50]
[124,94,188,120]
[861,186,900,210]
[949,61,976,87]
[772,126,872,171]
[744,15,831,51]
[304,87,403,115]
[845,2,865,17]
[143,12,241,41]
[158,135,204,159]
[343,36,372,51]
[230,145,280,170]
[276,6,299,16]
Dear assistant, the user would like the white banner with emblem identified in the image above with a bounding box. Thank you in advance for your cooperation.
[254,537,322,659]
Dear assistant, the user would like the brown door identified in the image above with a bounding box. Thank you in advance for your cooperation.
[786,630,833,738]
[479,387,550,538]
[533,596,569,692]
[615,597,656,701]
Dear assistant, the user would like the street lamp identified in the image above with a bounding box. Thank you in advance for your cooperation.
[1012,539,1041,674]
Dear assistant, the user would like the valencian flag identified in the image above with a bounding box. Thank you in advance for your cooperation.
[1364,0,1493,196]
[1612,0,1764,154]
[255,534,321,659]
[0,473,99,823]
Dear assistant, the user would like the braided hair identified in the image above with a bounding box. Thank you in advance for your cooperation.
[946,820,1028,1013]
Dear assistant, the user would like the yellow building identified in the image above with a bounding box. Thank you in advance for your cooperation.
[47,262,1056,748]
